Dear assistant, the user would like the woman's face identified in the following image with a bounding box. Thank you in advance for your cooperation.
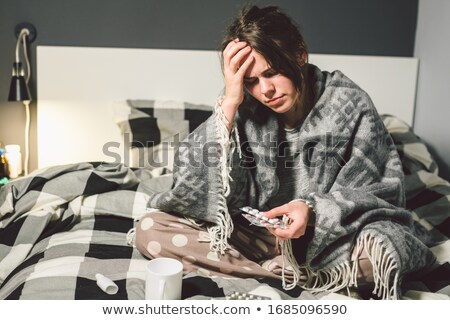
[244,50,299,114]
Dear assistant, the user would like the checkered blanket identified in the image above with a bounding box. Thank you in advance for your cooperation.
[0,115,448,300]
[380,115,450,299]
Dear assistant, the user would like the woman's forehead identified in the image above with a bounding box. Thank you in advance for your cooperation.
[244,50,272,78]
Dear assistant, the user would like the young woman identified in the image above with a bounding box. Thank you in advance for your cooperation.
[135,5,434,299]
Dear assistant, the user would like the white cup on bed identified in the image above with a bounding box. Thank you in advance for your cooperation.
[145,258,183,300]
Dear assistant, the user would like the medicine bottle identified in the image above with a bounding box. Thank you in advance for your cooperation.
[0,148,7,179]
[5,144,22,179]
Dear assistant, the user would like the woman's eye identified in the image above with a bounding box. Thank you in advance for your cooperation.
[244,79,257,87]
[265,70,278,78]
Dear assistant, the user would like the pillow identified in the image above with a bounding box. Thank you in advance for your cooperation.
[382,114,450,245]
[113,100,213,173]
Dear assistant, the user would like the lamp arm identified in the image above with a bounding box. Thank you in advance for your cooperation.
[22,34,31,84]
[15,29,30,62]
[14,28,32,87]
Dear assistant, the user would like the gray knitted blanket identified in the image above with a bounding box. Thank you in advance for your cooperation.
[146,64,435,299]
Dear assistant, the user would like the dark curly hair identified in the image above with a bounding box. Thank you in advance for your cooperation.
[220,5,309,93]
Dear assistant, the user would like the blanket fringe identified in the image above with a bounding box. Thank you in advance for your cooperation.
[355,233,400,300]
[208,196,234,254]
[126,227,136,247]
[207,98,239,254]
[281,233,400,300]
[214,97,242,196]
[280,239,302,290]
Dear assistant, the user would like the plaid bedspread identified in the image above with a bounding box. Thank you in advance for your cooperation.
[0,115,448,300]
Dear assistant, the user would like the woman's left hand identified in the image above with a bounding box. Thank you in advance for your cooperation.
[263,201,312,240]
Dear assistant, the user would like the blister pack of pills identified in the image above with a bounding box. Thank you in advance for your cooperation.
[240,206,288,229]
[226,291,271,300]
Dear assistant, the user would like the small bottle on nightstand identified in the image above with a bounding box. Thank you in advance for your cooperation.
[5,144,22,179]
[0,147,8,179]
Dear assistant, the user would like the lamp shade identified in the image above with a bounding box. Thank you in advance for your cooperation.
[8,62,31,102]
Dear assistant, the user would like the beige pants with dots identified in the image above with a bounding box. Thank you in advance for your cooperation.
[135,210,374,284]
[136,210,281,279]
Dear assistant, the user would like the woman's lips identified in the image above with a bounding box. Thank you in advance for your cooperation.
[266,95,285,105]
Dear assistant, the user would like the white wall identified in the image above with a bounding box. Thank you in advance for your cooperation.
[414,0,450,180]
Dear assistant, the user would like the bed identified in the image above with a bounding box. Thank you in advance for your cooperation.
[0,47,448,300]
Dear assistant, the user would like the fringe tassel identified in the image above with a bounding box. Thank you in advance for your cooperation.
[280,233,400,300]
[279,223,352,293]
[232,121,242,159]
[126,227,136,247]
[280,239,301,290]
[215,97,234,196]
[350,235,364,287]
[207,197,234,255]
[298,262,353,294]
[358,233,400,300]
[207,97,240,254]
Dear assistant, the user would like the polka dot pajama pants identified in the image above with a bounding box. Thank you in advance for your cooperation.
[135,210,282,279]
[135,210,374,285]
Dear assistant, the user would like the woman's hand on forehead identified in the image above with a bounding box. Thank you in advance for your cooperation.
[222,39,254,107]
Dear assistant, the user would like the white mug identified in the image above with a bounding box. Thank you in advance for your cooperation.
[145,258,183,300]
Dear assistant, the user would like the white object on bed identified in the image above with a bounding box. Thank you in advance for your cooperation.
[95,273,119,295]
[37,46,418,169]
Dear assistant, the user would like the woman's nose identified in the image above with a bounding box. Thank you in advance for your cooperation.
[260,78,275,96]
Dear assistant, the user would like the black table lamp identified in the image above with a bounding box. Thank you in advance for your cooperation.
[8,62,31,102]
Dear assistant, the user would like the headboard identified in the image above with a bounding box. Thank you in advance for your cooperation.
[37,46,418,169]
